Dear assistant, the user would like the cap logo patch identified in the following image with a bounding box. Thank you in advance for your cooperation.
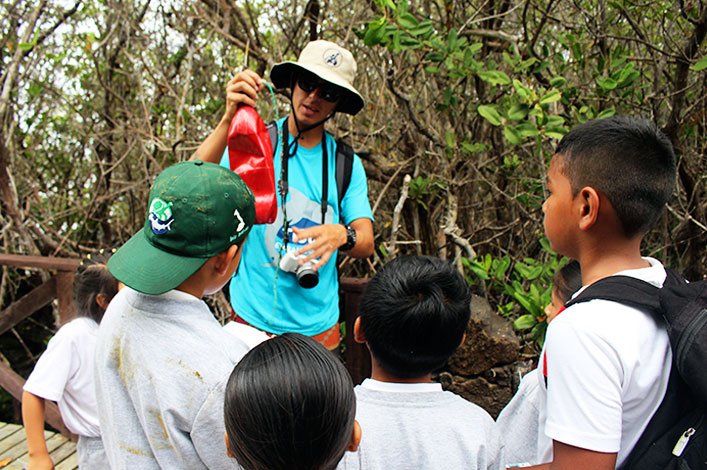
[230,208,247,242]
[323,49,341,67]
[148,197,174,235]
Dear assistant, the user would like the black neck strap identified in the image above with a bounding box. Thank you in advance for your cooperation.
[278,118,329,249]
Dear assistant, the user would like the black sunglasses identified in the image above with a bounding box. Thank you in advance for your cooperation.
[297,72,342,103]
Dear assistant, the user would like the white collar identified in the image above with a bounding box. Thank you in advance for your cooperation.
[360,378,442,393]
[159,289,200,302]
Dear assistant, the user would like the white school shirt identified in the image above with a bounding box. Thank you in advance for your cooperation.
[338,379,504,469]
[23,317,101,437]
[539,257,671,466]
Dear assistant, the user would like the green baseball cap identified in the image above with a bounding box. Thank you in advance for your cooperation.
[108,160,255,295]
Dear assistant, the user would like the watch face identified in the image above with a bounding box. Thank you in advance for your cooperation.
[344,225,356,250]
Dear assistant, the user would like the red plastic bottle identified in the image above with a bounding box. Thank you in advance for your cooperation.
[227,106,277,224]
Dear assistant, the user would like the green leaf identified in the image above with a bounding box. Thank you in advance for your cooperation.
[27,83,44,98]
[507,104,528,121]
[549,76,567,87]
[477,70,511,86]
[445,129,456,149]
[19,42,33,51]
[539,89,562,105]
[545,128,567,139]
[545,115,565,128]
[503,126,522,145]
[513,79,532,100]
[447,29,459,50]
[397,13,418,30]
[363,24,387,46]
[409,20,434,37]
[516,122,539,137]
[425,51,445,62]
[461,141,488,154]
[691,55,707,72]
[477,105,503,126]
[513,314,537,330]
[596,76,618,91]
[379,0,396,10]
[596,107,616,119]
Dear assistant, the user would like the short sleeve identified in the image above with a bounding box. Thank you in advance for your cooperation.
[219,148,229,169]
[23,326,77,402]
[340,155,373,225]
[192,378,239,470]
[543,315,624,452]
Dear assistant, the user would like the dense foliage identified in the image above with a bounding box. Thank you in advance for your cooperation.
[1,0,705,351]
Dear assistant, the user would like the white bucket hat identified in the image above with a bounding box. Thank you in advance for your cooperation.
[270,40,365,115]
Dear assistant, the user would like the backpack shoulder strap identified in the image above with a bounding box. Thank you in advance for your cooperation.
[565,275,662,314]
[334,138,354,214]
[267,121,278,157]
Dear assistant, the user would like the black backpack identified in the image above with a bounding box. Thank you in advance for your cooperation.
[565,269,707,470]
[267,122,354,214]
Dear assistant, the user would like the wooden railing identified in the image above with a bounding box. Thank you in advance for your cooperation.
[0,254,371,436]
[0,254,80,436]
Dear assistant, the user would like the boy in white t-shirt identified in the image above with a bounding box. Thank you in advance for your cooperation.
[338,256,503,470]
[526,116,677,469]
[22,254,119,469]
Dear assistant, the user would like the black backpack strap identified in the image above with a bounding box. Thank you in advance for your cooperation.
[267,121,278,153]
[334,139,354,220]
[565,275,662,317]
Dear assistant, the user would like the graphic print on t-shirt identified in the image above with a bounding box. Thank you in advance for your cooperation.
[263,187,334,266]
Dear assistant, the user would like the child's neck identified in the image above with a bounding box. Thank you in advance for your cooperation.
[370,359,433,384]
[578,236,649,286]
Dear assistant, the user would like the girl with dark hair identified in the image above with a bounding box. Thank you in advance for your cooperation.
[496,260,582,467]
[224,333,361,470]
[22,252,119,469]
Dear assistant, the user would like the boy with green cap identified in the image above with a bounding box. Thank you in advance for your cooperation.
[94,160,255,470]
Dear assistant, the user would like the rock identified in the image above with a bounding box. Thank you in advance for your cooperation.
[438,359,536,418]
[446,294,520,376]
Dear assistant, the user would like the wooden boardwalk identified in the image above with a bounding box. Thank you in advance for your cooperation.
[0,422,77,469]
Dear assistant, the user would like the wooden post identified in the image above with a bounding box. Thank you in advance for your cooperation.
[55,271,76,326]
[340,277,371,385]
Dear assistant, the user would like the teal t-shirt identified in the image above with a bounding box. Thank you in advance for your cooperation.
[220,118,373,335]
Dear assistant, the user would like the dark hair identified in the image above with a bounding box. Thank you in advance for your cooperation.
[553,260,582,305]
[74,252,119,324]
[359,255,471,379]
[224,333,356,470]
[555,116,676,237]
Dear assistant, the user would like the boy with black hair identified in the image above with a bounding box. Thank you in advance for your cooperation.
[338,255,503,470]
[95,160,255,469]
[529,116,677,469]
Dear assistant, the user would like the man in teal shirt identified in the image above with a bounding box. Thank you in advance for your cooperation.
[192,40,374,349]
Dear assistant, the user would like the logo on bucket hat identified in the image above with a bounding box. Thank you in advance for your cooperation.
[323,49,342,67]
[108,161,255,295]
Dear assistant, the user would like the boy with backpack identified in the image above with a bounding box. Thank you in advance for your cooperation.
[94,160,254,469]
[338,255,503,470]
[529,116,684,469]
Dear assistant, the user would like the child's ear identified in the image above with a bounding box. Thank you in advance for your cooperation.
[347,420,362,452]
[95,293,110,310]
[214,244,241,276]
[577,186,600,231]
[458,332,467,348]
[353,317,366,344]
[224,432,235,458]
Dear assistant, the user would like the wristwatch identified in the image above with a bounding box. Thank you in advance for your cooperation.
[341,225,357,251]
